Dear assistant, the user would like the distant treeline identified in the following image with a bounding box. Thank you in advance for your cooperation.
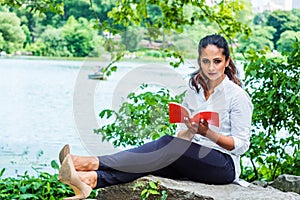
[0,0,299,57]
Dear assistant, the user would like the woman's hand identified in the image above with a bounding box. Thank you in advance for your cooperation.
[184,117,209,136]
[184,117,235,151]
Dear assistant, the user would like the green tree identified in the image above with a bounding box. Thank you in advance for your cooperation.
[265,10,300,48]
[64,0,95,20]
[276,30,300,53]
[235,0,253,24]
[253,11,269,25]
[21,24,31,48]
[97,0,251,75]
[121,26,143,52]
[63,0,114,22]
[62,16,100,57]
[38,26,71,56]
[14,8,49,44]
[0,0,63,14]
[242,41,300,181]
[0,32,4,49]
[0,11,26,53]
[237,25,276,52]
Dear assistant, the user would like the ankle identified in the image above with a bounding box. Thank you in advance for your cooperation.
[78,171,97,189]
[72,155,99,171]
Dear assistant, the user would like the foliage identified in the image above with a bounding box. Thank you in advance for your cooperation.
[25,16,101,57]
[242,40,300,181]
[133,180,167,200]
[0,11,26,53]
[62,16,99,57]
[0,161,97,199]
[236,25,276,53]
[0,32,3,49]
[276,30,300,53]
[106,0,250,37]
[0,0,64,14]
[36,26,71,56]
[94,85,185,147]
[121,26,143,52]
[97,0,251,75]
[264,9,300,48]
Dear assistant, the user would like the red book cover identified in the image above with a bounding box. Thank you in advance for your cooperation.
[168,102,219,127]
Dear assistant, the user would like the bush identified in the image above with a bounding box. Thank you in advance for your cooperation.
[0,162,97,199]
[242,40,300,181]
[94,85,185,147]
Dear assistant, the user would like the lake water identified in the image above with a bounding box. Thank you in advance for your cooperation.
[0,57,194,178]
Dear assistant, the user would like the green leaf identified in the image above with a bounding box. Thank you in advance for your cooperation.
[110,66,118,72]
[149,189,160,195]
[250,70,257,76]
[0,168,5,177]
[272,73,278,85]
[19,194,39,199]
[289,95,296,103]
[50,160,59,170]
[20,186,27,193]
[47,182,51,193]
[141,189,148,196]
[149,181,157,189]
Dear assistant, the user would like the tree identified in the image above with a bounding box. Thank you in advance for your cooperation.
[0,0,63,14]
[64,0,95,20]
[237,25,276,52]
[265,10,300,48]
[0,11,26,53]
[62,16,100,57]
[235,0,253,25]
[243,41,300,181]
[0,32,4,49]
[38,26,71,57]
[96,0,251,75]
[106,0,250,38]
[276,30,300,53]
[253,11,269,25]
[121,26,143,52]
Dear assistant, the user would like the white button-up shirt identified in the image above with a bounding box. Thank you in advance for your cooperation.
[176,76,253,182]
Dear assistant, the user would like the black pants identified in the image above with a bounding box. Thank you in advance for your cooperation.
[95,135,235,188]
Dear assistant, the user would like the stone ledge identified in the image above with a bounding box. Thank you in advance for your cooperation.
[96,175,300,200]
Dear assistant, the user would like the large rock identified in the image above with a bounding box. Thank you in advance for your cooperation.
[270,174,300,194]
[97,175,300,200]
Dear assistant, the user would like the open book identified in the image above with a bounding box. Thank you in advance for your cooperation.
[168,102,220,127]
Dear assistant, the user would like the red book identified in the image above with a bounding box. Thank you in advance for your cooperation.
[168,102,220,127]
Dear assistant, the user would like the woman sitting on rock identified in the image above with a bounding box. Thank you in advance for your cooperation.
[58,34,253,199]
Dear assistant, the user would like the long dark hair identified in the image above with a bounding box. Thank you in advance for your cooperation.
[190,34,242,98]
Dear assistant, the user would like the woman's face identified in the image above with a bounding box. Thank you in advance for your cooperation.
[199,44,229,86]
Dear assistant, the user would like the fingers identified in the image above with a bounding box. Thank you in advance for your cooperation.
[199,118,208,127]
[184,117,208,135]
[184,117,197,134]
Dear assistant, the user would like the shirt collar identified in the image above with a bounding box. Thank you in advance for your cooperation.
[214,75,229,92]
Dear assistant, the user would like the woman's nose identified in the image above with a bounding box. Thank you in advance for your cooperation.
[208,63,215,70]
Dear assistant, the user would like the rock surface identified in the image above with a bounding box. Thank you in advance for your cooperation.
[96,175,300,200]
[270,174,300,194]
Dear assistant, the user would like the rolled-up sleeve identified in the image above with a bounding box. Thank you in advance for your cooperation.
[230,92,253,155]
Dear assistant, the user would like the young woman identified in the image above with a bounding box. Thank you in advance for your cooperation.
[58,34,253,199]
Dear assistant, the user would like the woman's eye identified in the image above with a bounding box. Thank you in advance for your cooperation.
[202,60,209,64]
[214,60,221,64]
